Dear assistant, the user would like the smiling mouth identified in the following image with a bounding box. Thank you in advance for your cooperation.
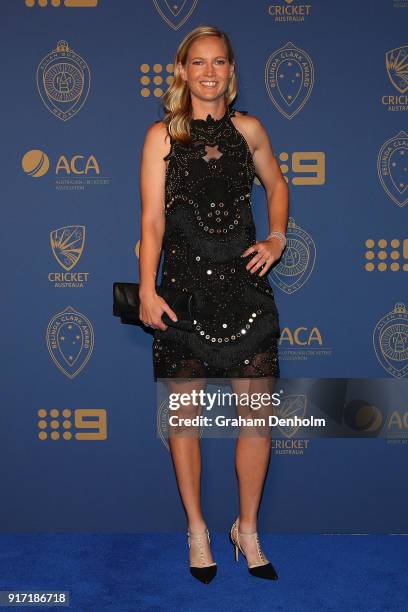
[200,81,218,87]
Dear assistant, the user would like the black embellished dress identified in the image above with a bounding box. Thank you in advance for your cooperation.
[152,105,280,380]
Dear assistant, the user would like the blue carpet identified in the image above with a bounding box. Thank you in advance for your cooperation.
[0,534,407,611]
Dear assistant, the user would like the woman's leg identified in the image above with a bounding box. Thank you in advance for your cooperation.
[230,375,276,565]
[166,376,215,566]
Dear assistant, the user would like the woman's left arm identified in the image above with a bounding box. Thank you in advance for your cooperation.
[240,116,289,276]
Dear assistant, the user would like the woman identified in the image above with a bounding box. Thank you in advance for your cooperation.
[138,25,288,583]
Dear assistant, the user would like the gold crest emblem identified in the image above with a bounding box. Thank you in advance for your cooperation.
[153,0,198,30]
[265,41,314,119]
[50,225,85,271]
[46,306,94,378]
[386,46,408,94]
[36,40,91,121]
[269,217,316,293]
[377,131,408,208]
[373,303,408,378]
[275,394,307,437]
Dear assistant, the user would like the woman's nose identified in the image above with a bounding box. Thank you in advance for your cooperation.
[204,65,215,76]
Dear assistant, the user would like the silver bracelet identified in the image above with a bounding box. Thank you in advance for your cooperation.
[266,230,287,248]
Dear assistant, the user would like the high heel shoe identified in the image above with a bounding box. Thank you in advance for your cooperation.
[187,528,217,584]
[229,517,278,580]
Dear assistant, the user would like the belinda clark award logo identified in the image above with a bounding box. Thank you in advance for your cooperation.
[377,131,408,208]
[46,306,94,378]
[36,40,91,121]
[265,41,314,119]
[152,0,198,29]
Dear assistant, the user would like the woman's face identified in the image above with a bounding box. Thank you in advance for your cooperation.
[179,36,234,104]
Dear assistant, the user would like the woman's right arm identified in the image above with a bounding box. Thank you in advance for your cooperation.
[138,122,177,331]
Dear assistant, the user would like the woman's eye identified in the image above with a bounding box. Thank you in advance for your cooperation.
[192,60,226,65]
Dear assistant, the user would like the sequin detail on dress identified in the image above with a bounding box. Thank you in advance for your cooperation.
[152,106,280,380]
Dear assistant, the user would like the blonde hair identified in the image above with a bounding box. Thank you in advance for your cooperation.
[161,25,237,145]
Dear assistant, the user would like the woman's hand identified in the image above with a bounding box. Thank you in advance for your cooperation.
[241,238,285,277]
[139,291,178,331]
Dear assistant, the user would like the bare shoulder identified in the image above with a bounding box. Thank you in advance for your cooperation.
[232,111,264,128]
[230,111,265,154]
[142,120,171,157]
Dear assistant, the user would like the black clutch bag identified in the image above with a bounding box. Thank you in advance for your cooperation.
[112,282,197,331]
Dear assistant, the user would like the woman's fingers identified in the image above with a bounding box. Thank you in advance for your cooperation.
[241,244,257,258]
[162,303,178,322]
[142,299,178,331]
[250,254,274,275]
[244,245,275,275]
[258,257,273,276]
[246,250,267,271]
[242,240,283,276]
[140,308,168,330]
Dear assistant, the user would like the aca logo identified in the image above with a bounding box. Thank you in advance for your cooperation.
[153,0,198,30]
[26,0,98,7]
[21,149,50,177]
[36,40,90,121]
[272,394,310,455]
[265,42,314,119]
[387,408,408,441]
[279,326,332,360]
[46,306,94,378]
[373,303,408,378]
[139,62,174,98]
[37,408,107,442]
[267,0,312,22]
[342,400,384,437]
[268,217,316,293]
[21,150,108,190]
[382,46,408,111]
[377,132,408,207]
[49,225,90,288]
[364,237,408,272]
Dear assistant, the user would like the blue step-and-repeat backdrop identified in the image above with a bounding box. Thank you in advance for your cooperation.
[1,0,407,533]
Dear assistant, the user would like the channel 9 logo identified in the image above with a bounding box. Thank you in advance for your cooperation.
[37,408,107,441]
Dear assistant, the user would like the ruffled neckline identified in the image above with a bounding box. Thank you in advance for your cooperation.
[190,106,232,127]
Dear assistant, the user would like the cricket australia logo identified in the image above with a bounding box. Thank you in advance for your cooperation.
[386,46,408,94]
[275,394,307,437]
[50,225,85,271]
